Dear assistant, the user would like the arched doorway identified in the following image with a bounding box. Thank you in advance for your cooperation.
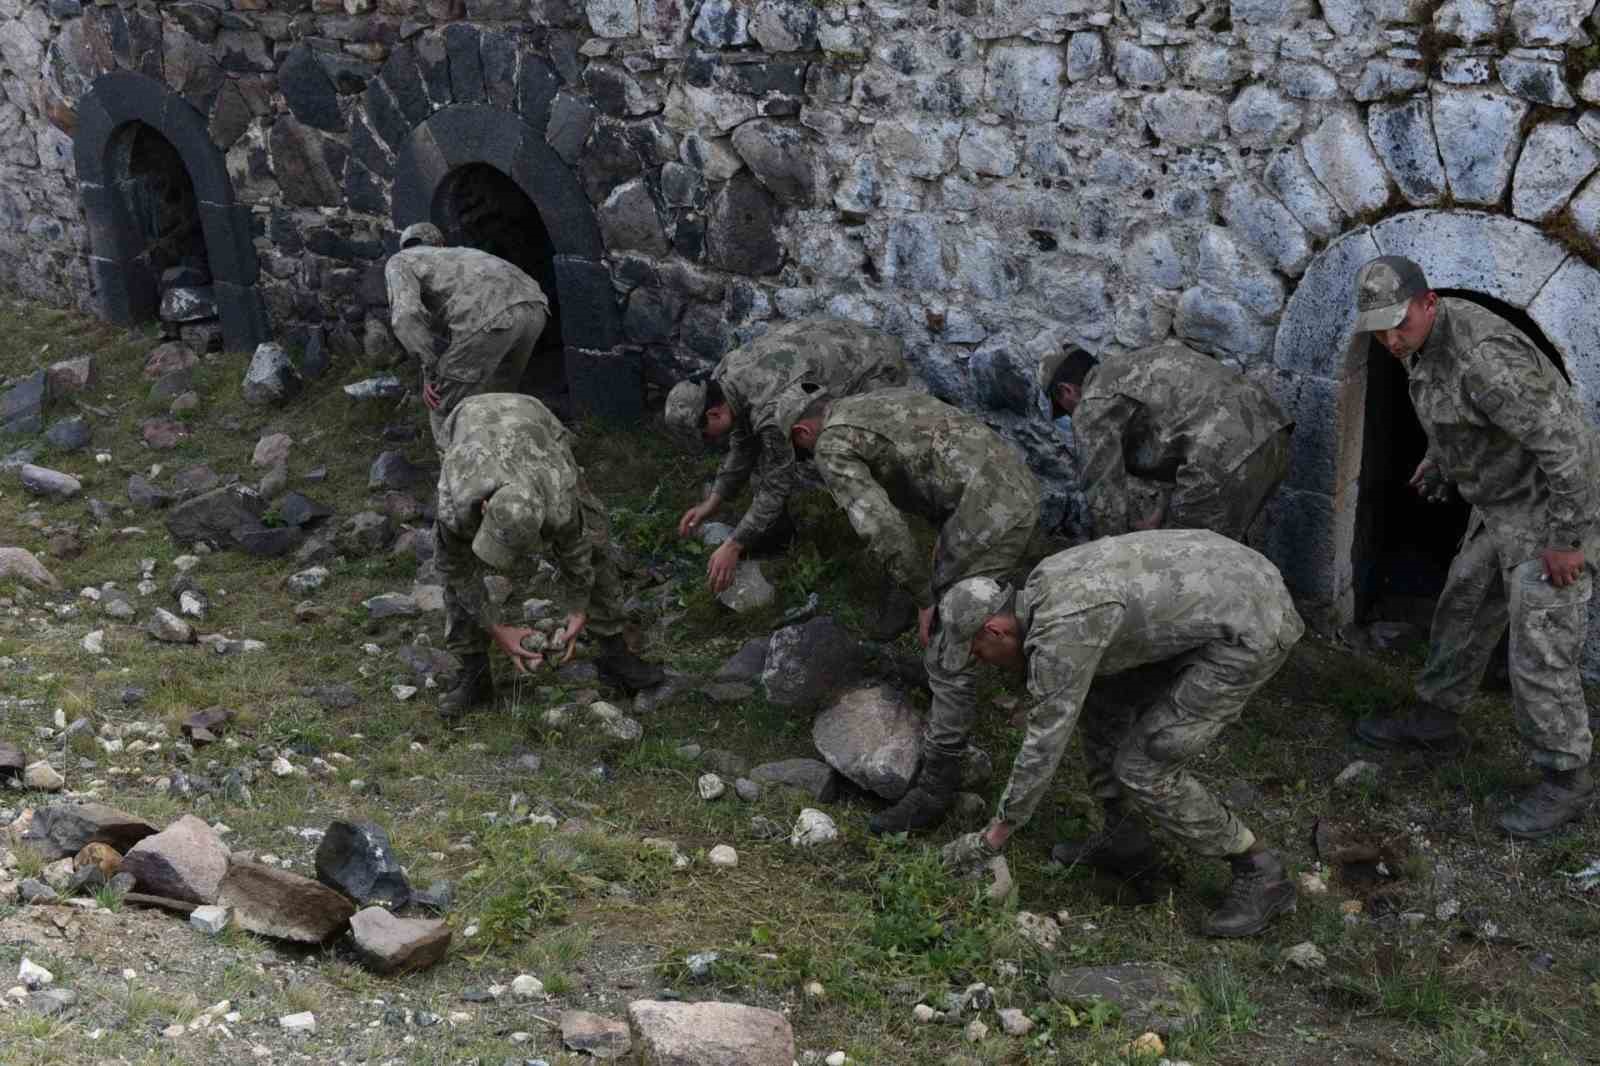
[107,121,210,323]
[434,162,566,412]
[1269,209,1600,678]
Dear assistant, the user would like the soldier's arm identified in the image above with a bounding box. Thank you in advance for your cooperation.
[816,430,933,607]
[550,512,595,615]
[433,522,506,629]
[1468,339,1594,550]
[385,258,436,372]
[710,421,760,516]
[993,604,1121,828]
[1072,397,1137,538]
[729,427,797,547]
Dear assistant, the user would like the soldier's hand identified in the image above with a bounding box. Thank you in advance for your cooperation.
[1407,457,1437,494]
[678,493,724,538]
[940,830,997,872]
[918,605,935,648]
[422,381,443,411]
[557,611,589,662]
[488,624,545,674]
[1541,548,1586,588]
[707,540,743,593]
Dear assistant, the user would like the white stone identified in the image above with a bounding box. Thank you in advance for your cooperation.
[912,1003,939,1023]
[587,0,639,37]
[871,118,960,180]
[1227,85,1300,148]
[964,1018,988,1042]
[1198,226,1284,319]
[589,701,643,742]
[1221,180,1311,277]
[789,808,838,847]
[826,1053,846,1066]
[1263,147,1344,239]
[708,844,738,867]
[279,1011,315,1032]
[391,685,418,701]
[1335,759,1380,788]
[1510,0,1589,46]
[1015,910,1061,951]
[82,629,104,655]
[697,773,726,800]
[716,560,774,613]
[270,757,294,777]
[18,959,52,990]
[998,1007,1034,1036]
[511,974,544,998]
[24,761,63,791]
[1303,110,1392,217]
[190,905,230,934]
[1298,871,1329,894]
[1431,88,1528,206]
[1143,89,1226,147]
[1176,287,1272,358]
[984,44,1062,123]
[1435,0,1499,44]
[1367,98,1446,207]
[1512,123,1600,222]
[1284,941,1327,970]
[1113,41,1166,87]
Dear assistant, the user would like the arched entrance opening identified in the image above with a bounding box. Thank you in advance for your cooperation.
[108,121,210,323]
[434,163,566,413]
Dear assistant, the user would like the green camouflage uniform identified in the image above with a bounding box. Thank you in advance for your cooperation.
[815,388,1041,759]
[1406,298,1600,770]
[708,317,909,547]
[1072,344,1292,541]
[386,247,550,445]
[995,530,1304,856]
[433,393,624,658]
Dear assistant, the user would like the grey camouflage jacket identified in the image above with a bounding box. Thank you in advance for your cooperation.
[387,247,549,382]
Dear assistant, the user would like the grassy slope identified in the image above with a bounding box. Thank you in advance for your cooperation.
[0,297,1597,1065]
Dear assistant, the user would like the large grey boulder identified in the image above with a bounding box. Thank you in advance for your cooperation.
[241,343,303,406]
[760,617,866,707]
[0,547,59,589]
[812,686,924,800]
[121,814,229,904]
[164,485,267,548]
[19,464,81,501]
[627,1000,795,1066]
[1048,962,1192,1035]
[216,860,357,943]
[23,803,159,859]
[0,370,47,436]
[706,173,782,276]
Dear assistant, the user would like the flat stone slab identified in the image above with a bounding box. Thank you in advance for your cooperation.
[23,803,159,860]
[216,860,357,943]
[812,685,924,800]
[562,1009,632,1059]
[0,547,58,589]
[626,999,795,1066]
[349,906,451,974]
[1047,962,1194,1035]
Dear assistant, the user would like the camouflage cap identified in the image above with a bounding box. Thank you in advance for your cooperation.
[773,380,829,439]
[936,576,1013,672]
[472,485,543,570]
[399,222,444,249]
[1353,255,1428,332]
[663,379,708,437]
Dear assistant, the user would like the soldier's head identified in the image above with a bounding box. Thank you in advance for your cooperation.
[471,485,543,570]
[1354,255,1436,359]
[778,382,832,455]
[398,222,445,250]
[664,378,733,444]
[939,577,1022,672]
[1038,347,1098,418]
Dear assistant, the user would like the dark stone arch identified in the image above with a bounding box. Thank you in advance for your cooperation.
[392,104,636,422]
[73,72,267,352]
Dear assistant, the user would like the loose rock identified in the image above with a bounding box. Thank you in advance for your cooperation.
[24,761,64,792]
[122,815,230,904]
[349,906,452,974]
[626,999,795,1066]
[789,808,838,847]
[562,1010,633,1059]
[216,860,358,943]
[315,820,411,906]
[813,685,924,800]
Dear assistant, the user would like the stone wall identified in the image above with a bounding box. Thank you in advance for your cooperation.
[6,0,1600,665]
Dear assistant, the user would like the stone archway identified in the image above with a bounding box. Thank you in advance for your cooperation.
[73,72,267,352]
[1267,208,1600,677]
[391,105,636,422]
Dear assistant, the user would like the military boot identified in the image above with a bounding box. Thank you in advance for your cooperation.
[1201,849,1296,938]
[869,751,961,834]
[1051,801,1162,876]
[439,653,493,722]
[1356,703,1463,750]
[595,634,666,693]
[1499,766,1594,839]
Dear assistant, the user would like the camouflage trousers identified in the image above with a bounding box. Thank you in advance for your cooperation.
[1415,524,1593,770]
[924,503,1041,761]
[441,482,627,658]
[1167,427,1292,543]
[427,303,547,449]
[1077,632,1297,858]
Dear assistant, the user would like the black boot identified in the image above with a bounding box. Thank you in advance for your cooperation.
[1202,849,1296,938]
[1499,766,1594,839]
[1356,703,1463,750]
[869,751,960,835]
[439,653,493,722]
[595,634,665,693]
[1051,800,1162,876]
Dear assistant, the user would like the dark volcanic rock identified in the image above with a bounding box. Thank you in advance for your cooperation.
[23,803,160,860]
[316,820,411,907]
[164,485,266,548]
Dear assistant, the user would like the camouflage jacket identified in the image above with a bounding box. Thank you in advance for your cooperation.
[434,394,595,628]
[995,530,1304,828]
[711,317,909,546]
[1407,299,1600,565]
[1072,344,1292,537]
[386,247,549,382]
[815,388,1041,608]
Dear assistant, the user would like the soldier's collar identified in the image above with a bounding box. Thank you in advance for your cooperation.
[1415,301,1450,365]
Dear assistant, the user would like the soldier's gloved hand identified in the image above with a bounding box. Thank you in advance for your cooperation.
[940,831,997,872]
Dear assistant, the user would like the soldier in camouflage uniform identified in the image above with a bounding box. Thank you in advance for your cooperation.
[1352,256,1600,838]
[665,317,910,593]
[783,385,1042,834]
[386,223,551,447]
[938,530,1305,938]
[1039,343,1293,542]
[433,393,663,720]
